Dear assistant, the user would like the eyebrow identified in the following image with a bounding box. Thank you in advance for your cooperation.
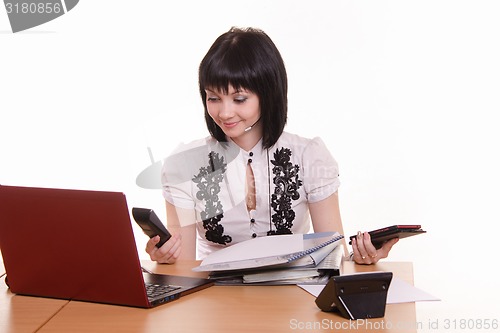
[205,88,248,95]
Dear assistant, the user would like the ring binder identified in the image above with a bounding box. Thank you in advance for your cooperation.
[285,233,344,262]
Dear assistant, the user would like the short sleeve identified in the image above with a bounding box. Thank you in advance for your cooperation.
[302,137,340,203]
[161,139,211,210]
[161,153,196,209]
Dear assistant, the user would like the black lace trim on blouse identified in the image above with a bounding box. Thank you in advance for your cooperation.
[268,147,303,235]
[192,151,232,245]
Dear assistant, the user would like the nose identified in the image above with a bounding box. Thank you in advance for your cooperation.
[217,99,235,120]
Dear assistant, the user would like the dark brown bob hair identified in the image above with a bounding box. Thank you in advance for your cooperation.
[199,27,288,149]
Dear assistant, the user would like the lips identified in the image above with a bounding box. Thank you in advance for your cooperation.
[222,121,240,129]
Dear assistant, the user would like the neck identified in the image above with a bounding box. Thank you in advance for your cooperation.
[231,127,263,152]
[232,136,262,152]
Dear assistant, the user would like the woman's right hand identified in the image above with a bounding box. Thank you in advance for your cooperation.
[145,233,182,264]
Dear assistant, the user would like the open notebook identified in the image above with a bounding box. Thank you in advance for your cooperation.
[193,232,344,273]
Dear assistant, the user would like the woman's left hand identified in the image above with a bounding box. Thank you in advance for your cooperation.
[351,231,399,265]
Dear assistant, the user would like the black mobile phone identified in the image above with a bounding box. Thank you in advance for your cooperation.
[349,225,426,249]
[132,207,172,248]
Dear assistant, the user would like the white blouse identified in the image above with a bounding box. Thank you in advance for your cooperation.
[162,132,340,258]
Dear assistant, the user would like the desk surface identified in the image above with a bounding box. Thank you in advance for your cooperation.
[7,260,415,333]
[1,275,69,333]
[1,251,71,333]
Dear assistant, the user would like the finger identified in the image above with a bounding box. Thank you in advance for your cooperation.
[363,232,379,261]
[154,234,181,263]
[145,236,160,255]
[352,239,367,264]
[170,244,182,262]
[164,234,181,257]
[352,232,371,264]
[356,231,370,262]
[351,237,362,262]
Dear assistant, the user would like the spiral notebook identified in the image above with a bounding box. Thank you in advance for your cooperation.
[193,232,344,272]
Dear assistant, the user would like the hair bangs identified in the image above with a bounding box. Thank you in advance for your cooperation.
[200,49,258,94]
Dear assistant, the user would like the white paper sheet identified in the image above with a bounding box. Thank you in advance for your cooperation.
[298,277,440,304]
[199,234,304,266]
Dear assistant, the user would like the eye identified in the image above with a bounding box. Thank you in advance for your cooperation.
[234,96,247,104]
[206,96,220,102]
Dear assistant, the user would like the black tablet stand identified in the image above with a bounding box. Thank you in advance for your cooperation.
[315,272,393,320]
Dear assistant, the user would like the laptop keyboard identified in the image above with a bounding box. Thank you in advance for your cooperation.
[145,283,181,299]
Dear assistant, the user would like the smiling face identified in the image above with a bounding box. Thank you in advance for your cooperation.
[199,28,288,149]
[205,85,262,151]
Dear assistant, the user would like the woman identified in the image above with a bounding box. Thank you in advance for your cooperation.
[146,27,398,264]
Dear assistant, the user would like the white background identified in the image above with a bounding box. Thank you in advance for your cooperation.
[1,1,499,330]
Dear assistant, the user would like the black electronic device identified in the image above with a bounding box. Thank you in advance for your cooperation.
[349,225,426,249]
[132,207,171,248]
[315,272,393,320]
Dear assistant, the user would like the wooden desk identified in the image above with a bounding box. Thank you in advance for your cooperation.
[0,275,69,333]
[33,260,417,333]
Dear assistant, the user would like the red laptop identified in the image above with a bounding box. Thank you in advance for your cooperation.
[0,185,212,308]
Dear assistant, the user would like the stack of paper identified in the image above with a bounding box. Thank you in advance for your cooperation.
[193,232,344,285]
